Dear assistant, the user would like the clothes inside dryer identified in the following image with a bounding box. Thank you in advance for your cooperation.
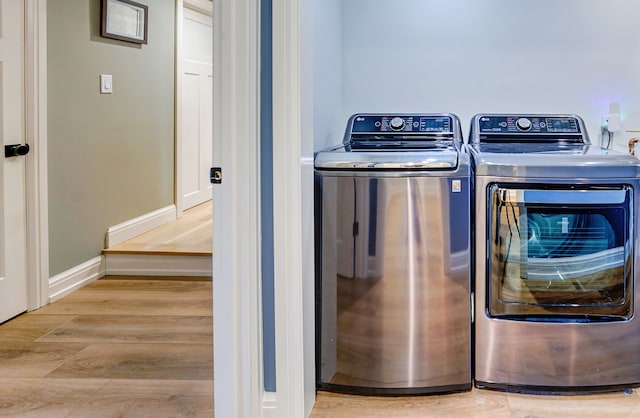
[525,212,617,259]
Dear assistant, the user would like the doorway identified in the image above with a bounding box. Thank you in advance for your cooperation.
[176,0,213,215]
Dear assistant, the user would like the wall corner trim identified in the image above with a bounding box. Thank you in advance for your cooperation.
[48,256,105,303]
[105,205,177,248]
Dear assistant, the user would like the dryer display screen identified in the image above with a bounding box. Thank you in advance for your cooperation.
[545,117,579,133]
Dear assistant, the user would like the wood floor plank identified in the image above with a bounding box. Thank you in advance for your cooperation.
[0,342,88,378]
[37,315,212,344]
[47,343,213,380]
[67,278,213,296]
[0,314,76,342]
[30,292,212,317]
[0,378,109,418]
[66,379,213,418]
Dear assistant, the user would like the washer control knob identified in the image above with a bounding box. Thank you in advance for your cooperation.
[516,117,532,131]
[389,117,406,131]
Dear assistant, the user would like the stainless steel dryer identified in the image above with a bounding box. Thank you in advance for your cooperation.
[470,113,640,393]
[315,113,471,394]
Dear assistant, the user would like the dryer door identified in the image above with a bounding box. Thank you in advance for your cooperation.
[487,184,633,320]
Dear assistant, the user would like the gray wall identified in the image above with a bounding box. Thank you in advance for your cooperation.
[48,0,175,276]
[339,0,640,152]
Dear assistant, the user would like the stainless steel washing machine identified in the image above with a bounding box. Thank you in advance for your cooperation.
[315,113,471,395]
[470,113,640,393]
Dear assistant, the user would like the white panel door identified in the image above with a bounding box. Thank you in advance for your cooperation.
[180,7,213,210]
[0,0,29,323]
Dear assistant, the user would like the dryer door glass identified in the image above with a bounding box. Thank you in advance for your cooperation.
[488,185,633,320]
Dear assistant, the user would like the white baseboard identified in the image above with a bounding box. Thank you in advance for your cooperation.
[105,254,212,277]
[105,205,177,248]
[49,256,105,302]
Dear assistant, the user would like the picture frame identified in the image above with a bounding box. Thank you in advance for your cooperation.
[101,0,148,45]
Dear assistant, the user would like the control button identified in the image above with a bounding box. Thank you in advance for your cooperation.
[389,117,405,131]
[499,122,507,128]
[516,118,532,131]
[413,121,419,128]
[374,121,381,127]
[539,122,546,128]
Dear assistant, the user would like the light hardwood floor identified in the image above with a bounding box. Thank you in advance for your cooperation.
[103,201,213,256]
[0,277,213,417]
[312,387,640,417]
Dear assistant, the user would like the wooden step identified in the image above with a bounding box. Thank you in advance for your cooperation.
[103,201,212,276]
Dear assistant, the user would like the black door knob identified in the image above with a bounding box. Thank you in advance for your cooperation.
[5,144,30,157]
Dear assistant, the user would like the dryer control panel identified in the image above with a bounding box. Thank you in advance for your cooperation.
[478,115,582,134]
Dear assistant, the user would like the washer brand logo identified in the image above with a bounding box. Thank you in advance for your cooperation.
[451,180,461,193]
[481,117,490,122]
[356,117,365,121]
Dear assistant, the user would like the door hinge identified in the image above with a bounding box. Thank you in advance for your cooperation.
[210,167,222,184]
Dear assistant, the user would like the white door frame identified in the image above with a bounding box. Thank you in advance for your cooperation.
[212,0,264,417]
[214,0,312,415]
[175,0,185,217]
[25,0,49,310]
[175,0,213,217]
[271,0,311,415]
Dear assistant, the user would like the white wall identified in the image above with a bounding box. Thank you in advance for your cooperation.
[312,0,343,151]
[332,0,640,153]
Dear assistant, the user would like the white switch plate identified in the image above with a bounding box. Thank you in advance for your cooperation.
[100,74,113,94]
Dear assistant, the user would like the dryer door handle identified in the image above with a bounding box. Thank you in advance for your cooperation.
[497,187,627,205]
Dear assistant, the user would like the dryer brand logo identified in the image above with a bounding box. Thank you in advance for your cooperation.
[356,117,365,122]
[481,117,490,122]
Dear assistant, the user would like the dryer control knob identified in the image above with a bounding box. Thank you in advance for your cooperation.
[389,117,406,131]
[516,117,532,131]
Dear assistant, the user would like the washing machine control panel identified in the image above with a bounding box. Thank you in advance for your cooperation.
[478,115,582,134]
[351,114,454,134]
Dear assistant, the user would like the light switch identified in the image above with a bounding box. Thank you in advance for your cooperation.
[100,74,113,94]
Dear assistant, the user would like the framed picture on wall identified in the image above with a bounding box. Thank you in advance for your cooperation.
[101,0,148,44]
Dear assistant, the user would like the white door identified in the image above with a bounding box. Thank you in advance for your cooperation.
[180,6,213,210]
[0,0,29,323]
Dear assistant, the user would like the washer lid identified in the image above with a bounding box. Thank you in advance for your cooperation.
[314,145,459,169]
